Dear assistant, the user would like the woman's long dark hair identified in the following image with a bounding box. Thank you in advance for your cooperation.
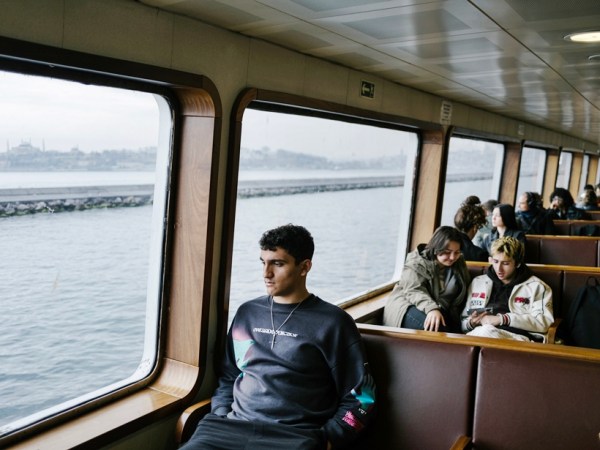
[494,203,519,230]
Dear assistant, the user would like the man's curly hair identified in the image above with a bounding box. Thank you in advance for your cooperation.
[454,203,487,233]
[259,224,314,264]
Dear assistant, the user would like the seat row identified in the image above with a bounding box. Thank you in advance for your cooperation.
[553,219,600,236]
[175,326,600,449]
[524,234,600,267]
[351,324,600,449]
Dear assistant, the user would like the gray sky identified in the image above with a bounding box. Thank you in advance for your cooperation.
[240,108,415,161]
[1,70,159,152]
[1,69,415,160]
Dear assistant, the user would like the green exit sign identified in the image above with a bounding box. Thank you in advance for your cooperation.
[361,80,375,98]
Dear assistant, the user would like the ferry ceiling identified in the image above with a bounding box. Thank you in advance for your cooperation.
[140,0,600,152]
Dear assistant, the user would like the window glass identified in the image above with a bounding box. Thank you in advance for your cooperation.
[228,108,418,321]
[516,147,546,196]
[441,136,504,226]
[556,151,573,190]
[0,71,169,434]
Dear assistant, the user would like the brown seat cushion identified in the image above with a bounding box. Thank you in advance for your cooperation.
[354,332,477,449]
[473,347,600,450]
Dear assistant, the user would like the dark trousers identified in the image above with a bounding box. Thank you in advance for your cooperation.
[401,305,460,333]
[180,413,327,450]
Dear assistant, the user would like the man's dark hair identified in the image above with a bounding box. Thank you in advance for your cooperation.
[259,224,314,264]
[550,187,575,208]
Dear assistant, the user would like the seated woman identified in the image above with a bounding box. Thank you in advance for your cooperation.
[482,203,526,255]
[454,201,488,261]
[577,188,599,211]
[383,226,469,333]
[461,237,554,342]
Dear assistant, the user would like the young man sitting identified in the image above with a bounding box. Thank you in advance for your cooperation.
[461,236,554,342]
[181,224,375,450]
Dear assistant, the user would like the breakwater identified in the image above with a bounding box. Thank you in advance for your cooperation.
[0,172,494,217]
[0,185,154,217]
[237,175,403,198]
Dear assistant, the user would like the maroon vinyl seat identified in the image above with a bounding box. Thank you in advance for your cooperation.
[472,346,600,450]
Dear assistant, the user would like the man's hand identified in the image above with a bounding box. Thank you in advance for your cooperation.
[480,314,502,326]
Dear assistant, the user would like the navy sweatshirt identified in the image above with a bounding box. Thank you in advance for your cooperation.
[211,294,376,448]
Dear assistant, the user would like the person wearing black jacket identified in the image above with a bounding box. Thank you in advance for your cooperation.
[516,191,556,235]
[548,187,591,220]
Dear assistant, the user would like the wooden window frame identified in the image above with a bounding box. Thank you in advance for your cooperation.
[0,37,221,449]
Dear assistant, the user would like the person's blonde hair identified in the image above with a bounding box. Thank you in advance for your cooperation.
[490,236,524,264]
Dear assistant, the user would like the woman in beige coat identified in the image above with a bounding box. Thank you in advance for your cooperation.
[383,226,470,333]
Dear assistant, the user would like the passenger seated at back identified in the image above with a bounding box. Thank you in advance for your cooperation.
[473,199,498,249]
[595,183,600,206]
[548,187,591,220]
[515,191,556,235]
[383,226,469,333]
[576,188,599,211]
[454,201,488,261]
[461,237,554,342]
[482,203,526,255]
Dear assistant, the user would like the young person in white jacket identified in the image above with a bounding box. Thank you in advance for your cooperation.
[461,236,554,342]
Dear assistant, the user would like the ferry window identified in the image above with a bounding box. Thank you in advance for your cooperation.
[441,136,503,226]
[556,151,573,189]
[516,147,546,195]
[228,107,418,321]
[0,71,169,434]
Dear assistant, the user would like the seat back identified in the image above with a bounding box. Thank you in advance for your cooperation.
[524,236,540,264]
[354,330,477,450]
[552,220,570,235]
[472,347,600,450]
[538,236,598,266]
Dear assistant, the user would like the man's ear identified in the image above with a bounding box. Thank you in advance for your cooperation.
[300,259,312,276]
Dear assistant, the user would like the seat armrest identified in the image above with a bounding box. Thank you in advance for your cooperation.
[546,318,563,344]
[450,435,472,450]
[175,398,212,445]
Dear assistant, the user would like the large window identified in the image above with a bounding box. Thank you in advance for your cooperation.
[0,71,170,435]
[516,146,546,197]
[556,151,573,190]
[228,107,418,321]
[441,136,504,226]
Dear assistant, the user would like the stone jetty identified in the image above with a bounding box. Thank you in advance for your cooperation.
[237,175,403,198]
[0,185,154,217]
[0,172,492,217]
